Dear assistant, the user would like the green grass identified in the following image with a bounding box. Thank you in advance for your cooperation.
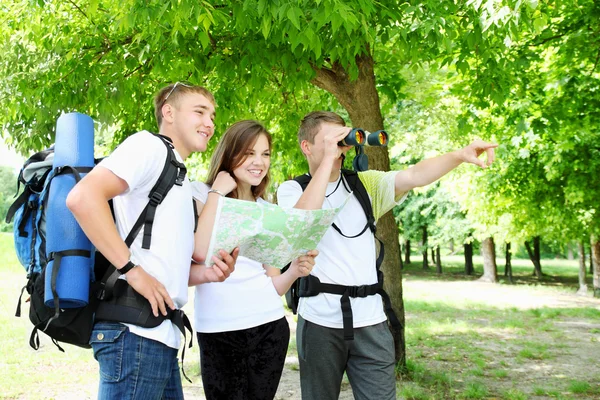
[502,388,529,400]
[491,369,508,378]
[568,380,592,394]
[404,252,593,290]
[3,233,600,399]
[398,249,600,399]
[460,381,488,399]
[0,233,99,398]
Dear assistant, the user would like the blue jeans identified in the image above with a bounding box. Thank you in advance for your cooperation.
[90,322,183,400]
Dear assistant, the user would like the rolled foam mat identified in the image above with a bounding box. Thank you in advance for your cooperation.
[44,112,95,308]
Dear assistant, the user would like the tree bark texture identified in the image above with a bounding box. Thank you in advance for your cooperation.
[422,225,429,269]
[398,243,404,270]
[435,246,442,274]
[464,242,474,275]
[505,242,513,283]
[591,237,600,298]
[480,237,497,283]
[311,52,405,365]
[590,244,593,275]
[567,243,574,260]
[577,241,587,295]
[525,239,542,279]
[534,236,541,269]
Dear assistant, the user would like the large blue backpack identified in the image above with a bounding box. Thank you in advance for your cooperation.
[6,147,55,278]
[6,135,194,368]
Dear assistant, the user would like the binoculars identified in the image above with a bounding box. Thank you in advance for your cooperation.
[338,128,389,172]
[338,128,388,147]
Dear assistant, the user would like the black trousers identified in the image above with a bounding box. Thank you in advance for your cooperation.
[197,317,290,400]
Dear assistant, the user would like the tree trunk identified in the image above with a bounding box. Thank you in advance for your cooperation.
[404,239,411,265]
[534,236,541,270]
[479,237,497,283]
[311,52,406,366]
[590,244,594,275]
[435,246,442,274]
[591,236,600,298]
[464,242,474,275]
[431,247,436,265]
[398,243,404,270]
[449,239,454,254]
[505,242,513,283]
[577,241,587,295]
[422,226,429,269]
[567,243,574,260]
[525,239,542,279]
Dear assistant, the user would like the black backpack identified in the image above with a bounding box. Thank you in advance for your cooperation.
[284,169,402,340]
[10,134,194,356]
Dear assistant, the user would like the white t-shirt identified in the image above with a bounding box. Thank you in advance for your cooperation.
[98,131,194,349]
[277,170,407,329]
[191,182,284,333]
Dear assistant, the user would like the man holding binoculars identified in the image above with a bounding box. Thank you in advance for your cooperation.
[277,111,497,400]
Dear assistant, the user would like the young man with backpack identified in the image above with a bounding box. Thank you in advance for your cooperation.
[276,111,497,400]
[66,82,238,400]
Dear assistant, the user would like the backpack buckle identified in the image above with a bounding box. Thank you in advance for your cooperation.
[175,168,186,186]
[149,192,163,205]
[347,285,368,298]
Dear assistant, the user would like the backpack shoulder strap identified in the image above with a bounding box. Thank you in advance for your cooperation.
[340,169,375,233]
[124,134,187,249]
[341,169,383,271]
[293,173,312,191]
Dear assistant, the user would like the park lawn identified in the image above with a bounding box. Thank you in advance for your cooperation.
[395,255,600,399]
[2,231,600,399]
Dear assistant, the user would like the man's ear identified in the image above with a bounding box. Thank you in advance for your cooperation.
[162,103,174,123]
[300,140,311,157]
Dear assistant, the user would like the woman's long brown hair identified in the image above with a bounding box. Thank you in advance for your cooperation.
[206,120,272,200]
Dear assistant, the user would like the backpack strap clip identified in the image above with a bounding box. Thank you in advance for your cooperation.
[149,191,164,206]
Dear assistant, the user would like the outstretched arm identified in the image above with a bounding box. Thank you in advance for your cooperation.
[394,140,497,195]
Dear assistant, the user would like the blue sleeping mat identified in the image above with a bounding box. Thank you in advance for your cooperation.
[44,113,95,308]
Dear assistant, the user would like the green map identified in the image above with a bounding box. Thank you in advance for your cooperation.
[205,195,349,268]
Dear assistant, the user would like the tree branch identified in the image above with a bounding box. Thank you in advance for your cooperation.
[66,0,110,44]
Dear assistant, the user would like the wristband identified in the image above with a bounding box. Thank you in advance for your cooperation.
[118,260,137,275]
[208,189,225,197]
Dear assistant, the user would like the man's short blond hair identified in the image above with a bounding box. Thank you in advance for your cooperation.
[153,82,216,128]
[298,111,346,145]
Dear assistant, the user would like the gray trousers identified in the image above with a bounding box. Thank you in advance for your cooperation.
[297,316,396,400]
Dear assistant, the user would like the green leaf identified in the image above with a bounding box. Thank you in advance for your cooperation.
[258,0,267,15]
[287,7,301,31]
[261,16,271,39]
[198,31,209,49]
